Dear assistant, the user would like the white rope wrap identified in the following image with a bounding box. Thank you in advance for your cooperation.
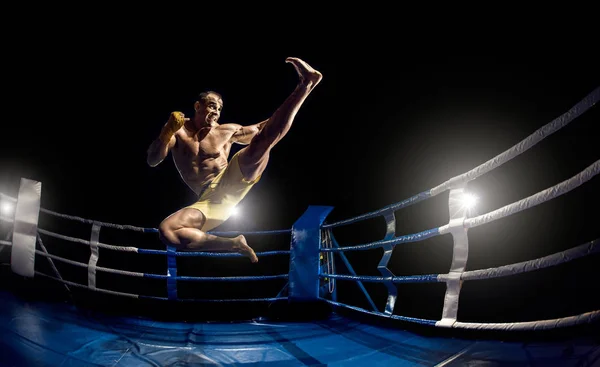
[11,178,41,277]
[451,310,600,330]
[465,160,599,229]
[439,186,470,327]
[88,222,101,289]
[0,240,12,246]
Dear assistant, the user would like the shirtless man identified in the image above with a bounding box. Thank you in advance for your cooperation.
[147,57,322,263]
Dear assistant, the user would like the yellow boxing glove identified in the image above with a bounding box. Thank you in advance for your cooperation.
[159,111,186,144]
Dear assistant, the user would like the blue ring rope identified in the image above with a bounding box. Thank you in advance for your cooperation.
[142,228,291,236]
[321,274,439,283]
[324,299,437,326]
[138,249,290,257]
[209,229,292,236]
[144,274,288,281]
[322,190,431,229]
[139,295,287,303]
[320,228,440,252]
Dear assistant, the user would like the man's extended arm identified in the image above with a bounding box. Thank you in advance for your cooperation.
[147,112,187,167]
[232,119,268,145]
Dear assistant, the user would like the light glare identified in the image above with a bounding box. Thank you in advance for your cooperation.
[1,201,14,217]
[462,194,478,209]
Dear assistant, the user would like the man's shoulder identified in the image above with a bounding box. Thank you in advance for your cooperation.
[217,122,242,129]
[216,123,242,132]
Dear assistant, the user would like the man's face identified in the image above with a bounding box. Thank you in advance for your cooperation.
[197,93,223,126]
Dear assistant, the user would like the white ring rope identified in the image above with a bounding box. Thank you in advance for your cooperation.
[444,238,599,281]
[464,160,600,230]
[322,238,599,283]
[452,310,600,331]
[322,86,600,229]
[320,159,599,253]
[325,299,600,329]
[430,86,599,196]
[0,240,12,246]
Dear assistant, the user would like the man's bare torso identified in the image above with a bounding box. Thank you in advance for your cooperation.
[171,123,238,195]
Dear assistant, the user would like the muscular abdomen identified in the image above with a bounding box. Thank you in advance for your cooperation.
[171,128,233,195]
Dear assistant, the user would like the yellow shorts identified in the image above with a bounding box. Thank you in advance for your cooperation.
[186,151,260,232]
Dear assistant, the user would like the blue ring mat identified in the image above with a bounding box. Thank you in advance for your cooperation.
[1,289,599,366]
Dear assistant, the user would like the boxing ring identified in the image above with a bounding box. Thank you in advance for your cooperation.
[1,86,599,365]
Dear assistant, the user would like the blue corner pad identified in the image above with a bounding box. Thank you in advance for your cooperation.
[289,205,334,302]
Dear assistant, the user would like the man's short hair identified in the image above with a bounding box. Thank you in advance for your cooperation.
[197,91,222,104]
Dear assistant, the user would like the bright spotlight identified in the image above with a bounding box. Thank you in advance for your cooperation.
[462,193,478,210]
[230,206,240,217]
[0,201,14,217]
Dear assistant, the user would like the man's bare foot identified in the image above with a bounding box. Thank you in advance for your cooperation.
[286,57,323,88]
[233,235,258,263]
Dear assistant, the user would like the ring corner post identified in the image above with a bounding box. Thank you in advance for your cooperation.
[11,178,42,278]
[288,205,334,305]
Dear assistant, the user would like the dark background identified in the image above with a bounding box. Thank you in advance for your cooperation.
[0,19,599,332]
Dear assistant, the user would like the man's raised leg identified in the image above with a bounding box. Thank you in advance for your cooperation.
[238,57,323,181]
[158,208,258,263]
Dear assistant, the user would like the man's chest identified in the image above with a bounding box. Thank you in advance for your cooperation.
[179,129,233,156]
